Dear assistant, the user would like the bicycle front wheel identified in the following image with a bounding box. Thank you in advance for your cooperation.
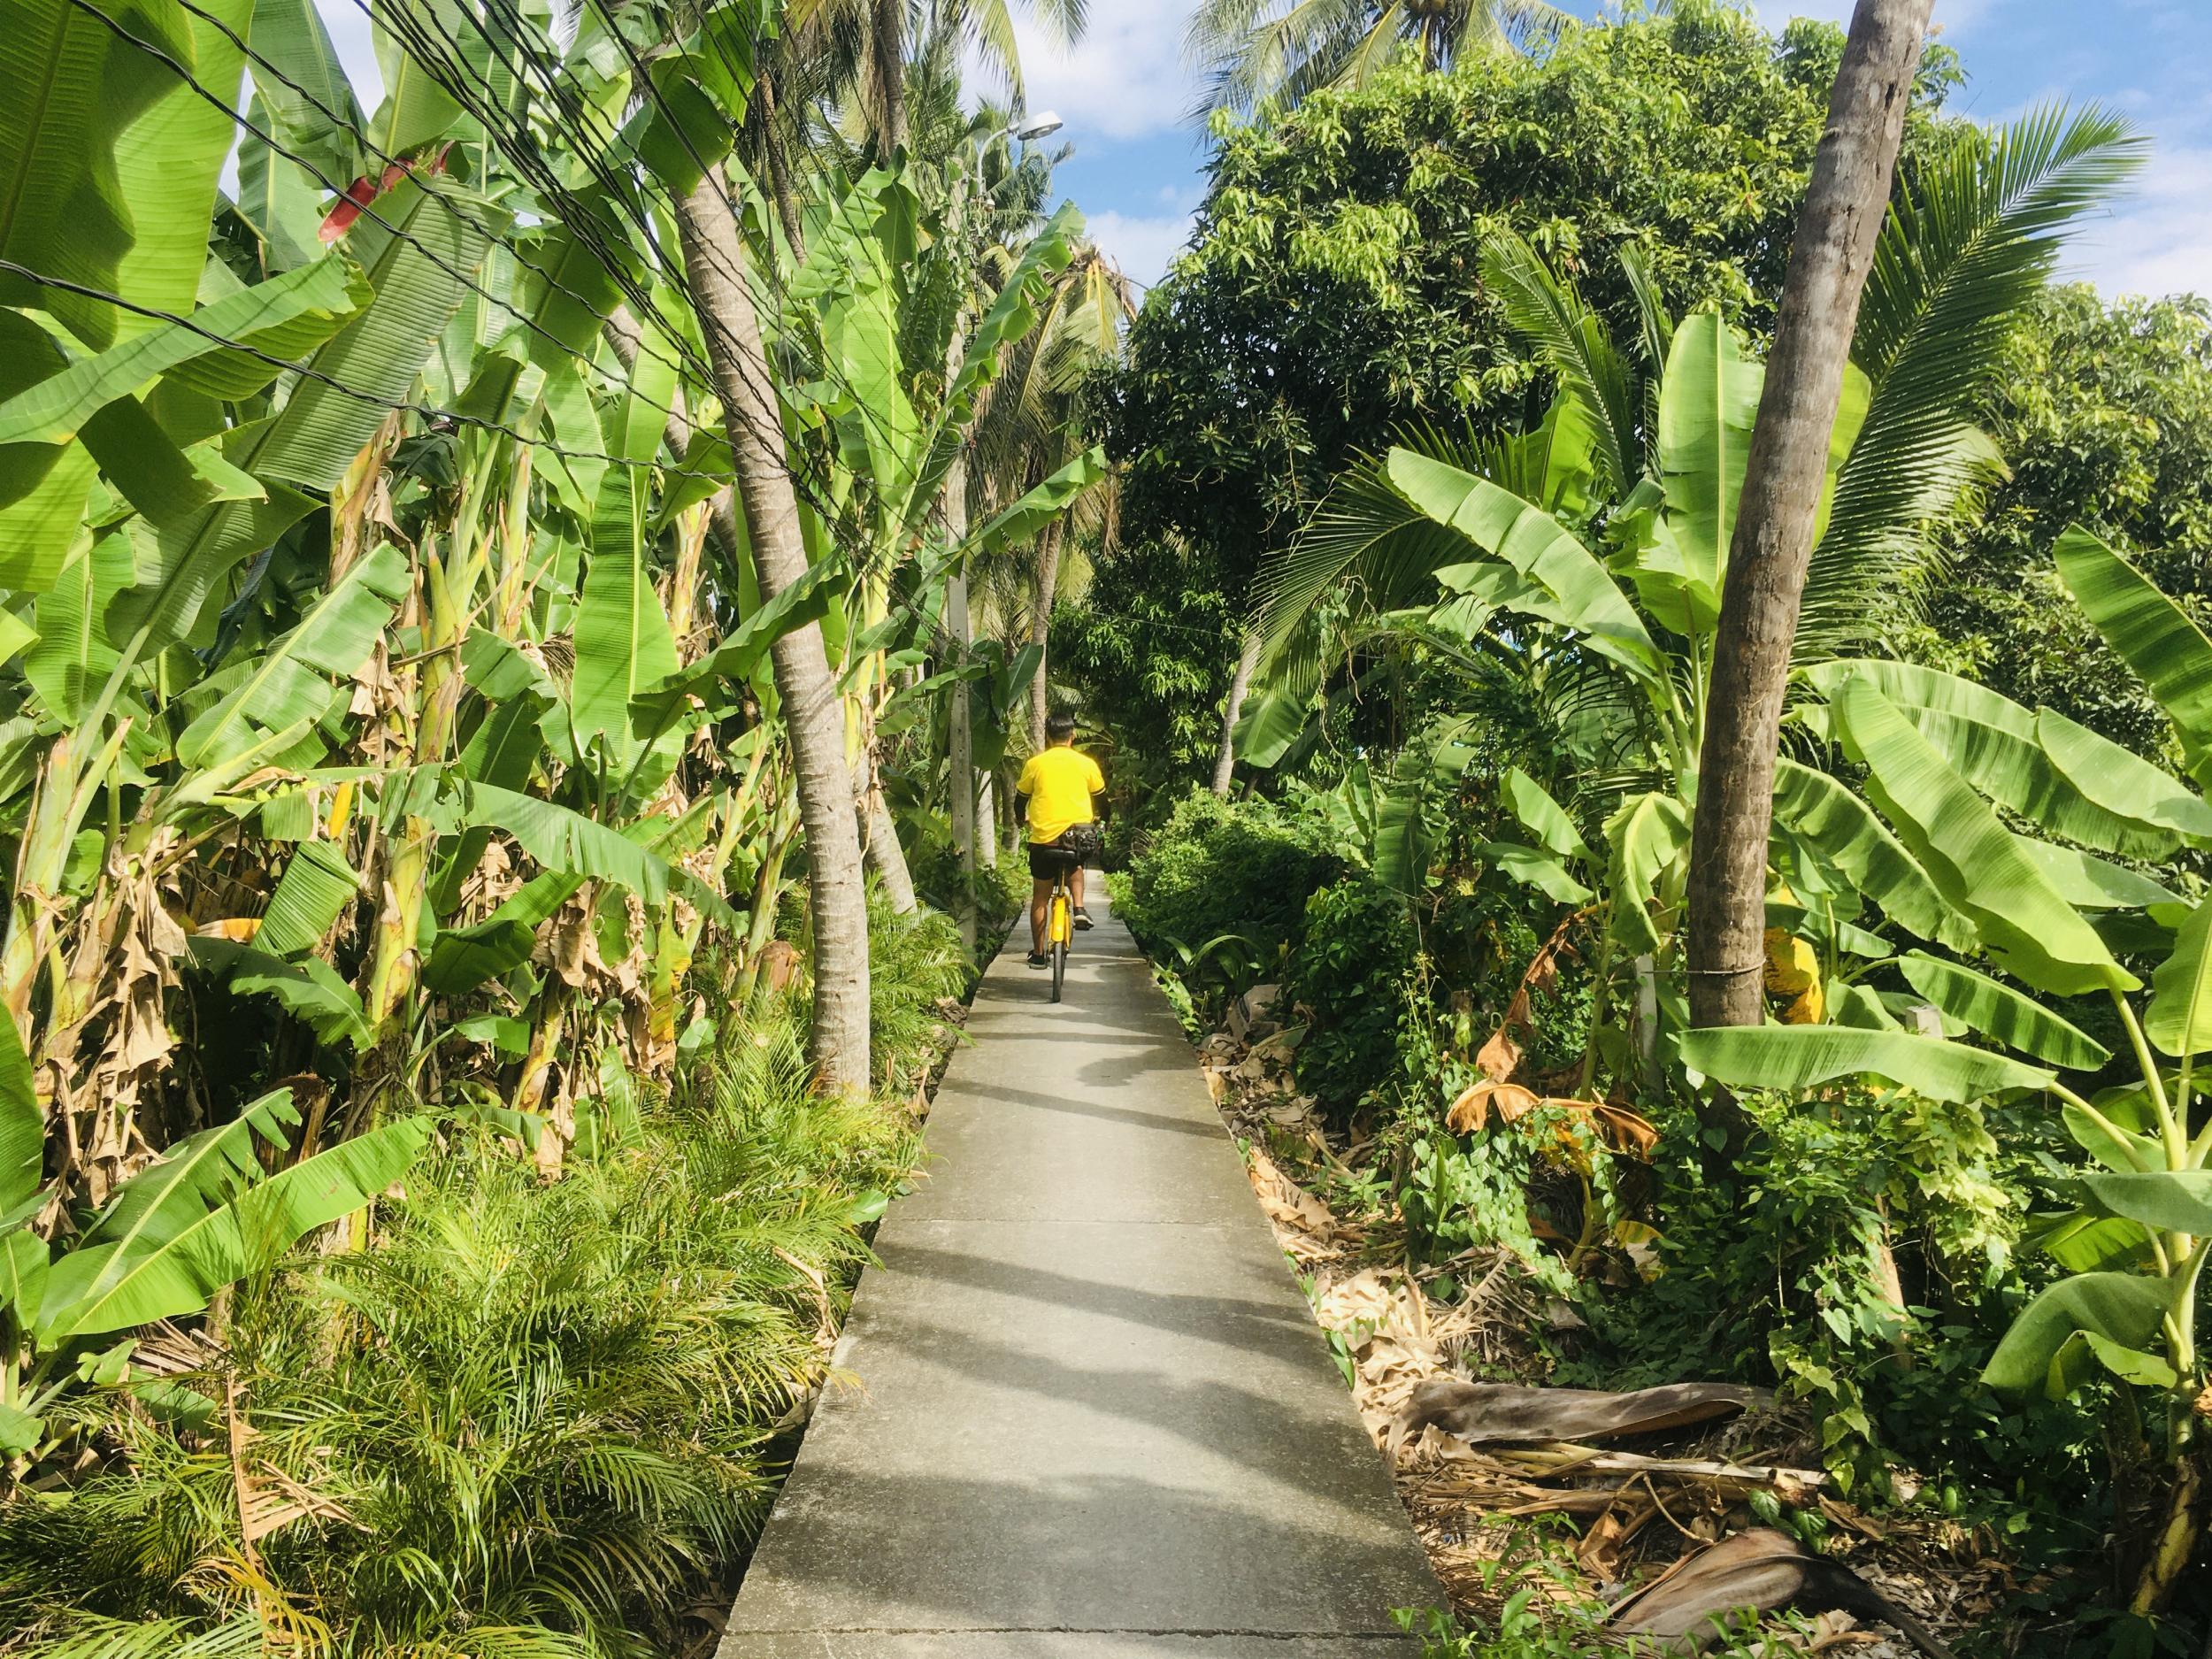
[1051,936,1066,1002]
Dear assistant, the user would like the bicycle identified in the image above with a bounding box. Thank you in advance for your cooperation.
[1041,824,1102,1004]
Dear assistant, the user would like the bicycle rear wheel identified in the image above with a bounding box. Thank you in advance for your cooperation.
[1049,887,1070,1003]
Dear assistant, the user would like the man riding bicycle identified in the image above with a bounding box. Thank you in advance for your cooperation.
[1014,714,1105,970]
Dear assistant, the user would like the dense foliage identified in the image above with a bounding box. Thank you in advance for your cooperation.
[1912,285,2212,758]
[1070,3,1960,776]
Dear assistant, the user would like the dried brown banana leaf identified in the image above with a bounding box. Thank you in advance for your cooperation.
[1607,1528,1955,1657]
[1390,1377,1772,1456]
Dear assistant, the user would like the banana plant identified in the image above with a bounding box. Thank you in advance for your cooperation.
[1233,104,2139,1096]
[0,1041,432,1460]
[1681,527,2210,1614]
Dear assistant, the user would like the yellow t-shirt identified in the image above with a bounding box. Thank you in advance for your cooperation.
[1017,747,1105,844]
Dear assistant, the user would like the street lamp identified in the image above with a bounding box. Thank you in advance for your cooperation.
[1011,111,1063,142]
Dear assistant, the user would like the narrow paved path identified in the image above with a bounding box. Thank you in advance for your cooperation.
[719,883,1440,1657]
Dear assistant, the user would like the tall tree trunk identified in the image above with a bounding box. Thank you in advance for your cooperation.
[673,171,872,1094]
[1686,0,1932,1143]
[1028,519,1062,751]
[867,0,907,163]
[1212,628,1261,798]
[756,72,809,262]
[853,723,918,914]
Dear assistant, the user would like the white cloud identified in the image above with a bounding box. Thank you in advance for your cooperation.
[1085,208,1197,288]
[2062,143,2212,300]
[993,1,1197,141]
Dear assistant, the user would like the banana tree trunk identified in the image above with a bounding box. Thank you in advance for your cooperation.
[674,171,872,1095]
[1212,628,1261,797]
[947,551,977,956]
[1028,520,1062,751]
[1685,0,1933,1127]
[977,772,997,869]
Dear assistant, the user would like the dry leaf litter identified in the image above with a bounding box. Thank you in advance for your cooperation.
[1195,983,2034,1655]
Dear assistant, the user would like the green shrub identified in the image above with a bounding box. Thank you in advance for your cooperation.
[0,1016,918,1657]
[1280,877,1421,1112]
[1116,788,1341,1014]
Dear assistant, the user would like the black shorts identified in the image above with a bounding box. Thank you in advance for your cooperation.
[1027,836,1084,880]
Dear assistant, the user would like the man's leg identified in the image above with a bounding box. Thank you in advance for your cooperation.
[1030,877,1052,956]
[1071,864,1087,913]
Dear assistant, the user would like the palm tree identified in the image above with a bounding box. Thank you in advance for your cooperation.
[1187,0,1571,118]
[970,242,1134,749]
[784,0,1090,160]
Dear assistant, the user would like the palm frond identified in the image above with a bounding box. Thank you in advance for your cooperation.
[1800,103,2145,657]
[1252,424,1507,674]
[1482,230,1640,494]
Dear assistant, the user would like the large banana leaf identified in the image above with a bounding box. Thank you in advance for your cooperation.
[176,542,410,767]
[2082,1170,2212,1235]
[2036,708,2212,848]
[572,323,681,789]
[255,840,362,959]
[1605,791,1687,951]
[1897,951,2109,1070]
[0,312,98,594]
[0,0,192,338]
[1502,768,1589,862]
[22,533,132,720]
[1679,1024,2053,1105]
[1645,314,1763,637]
[0,0,206,349]
[1770,758,1975,953]
[2146,900,2212,1058]
[39,1110,432,1341]
[106,180,492,656]
[1981,1271,2171,1398]
[246,180,499,493]
[1832,678,2134,997]
[0,258,365,444]
[0,1012,39,1210]
[1387,449,1661,677]
[246,0,367,180]
[2053,526,2212,792]
[968,449,1106,560]
[1805,659,2188,858]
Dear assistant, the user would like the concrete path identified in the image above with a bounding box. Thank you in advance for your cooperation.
[719,883,1440,1658]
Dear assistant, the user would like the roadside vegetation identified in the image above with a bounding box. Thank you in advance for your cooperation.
[0,0,1102,1651]
[1089,4,2212,1651]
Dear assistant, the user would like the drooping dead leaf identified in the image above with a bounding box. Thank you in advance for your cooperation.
[1445,1083,1659,1158]
[1447,1079,1540,1132]
[1606,1529,1956,1658]
[1390,1377,1770,1457]
[1474,1024,1524,1083]
[1593,1102,1661,1156]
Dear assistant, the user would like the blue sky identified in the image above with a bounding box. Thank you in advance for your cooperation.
[310,3,2210,298]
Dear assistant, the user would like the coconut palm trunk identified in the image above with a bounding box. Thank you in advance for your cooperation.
[1686,0,1934,1138]
[673,171,872,1093]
